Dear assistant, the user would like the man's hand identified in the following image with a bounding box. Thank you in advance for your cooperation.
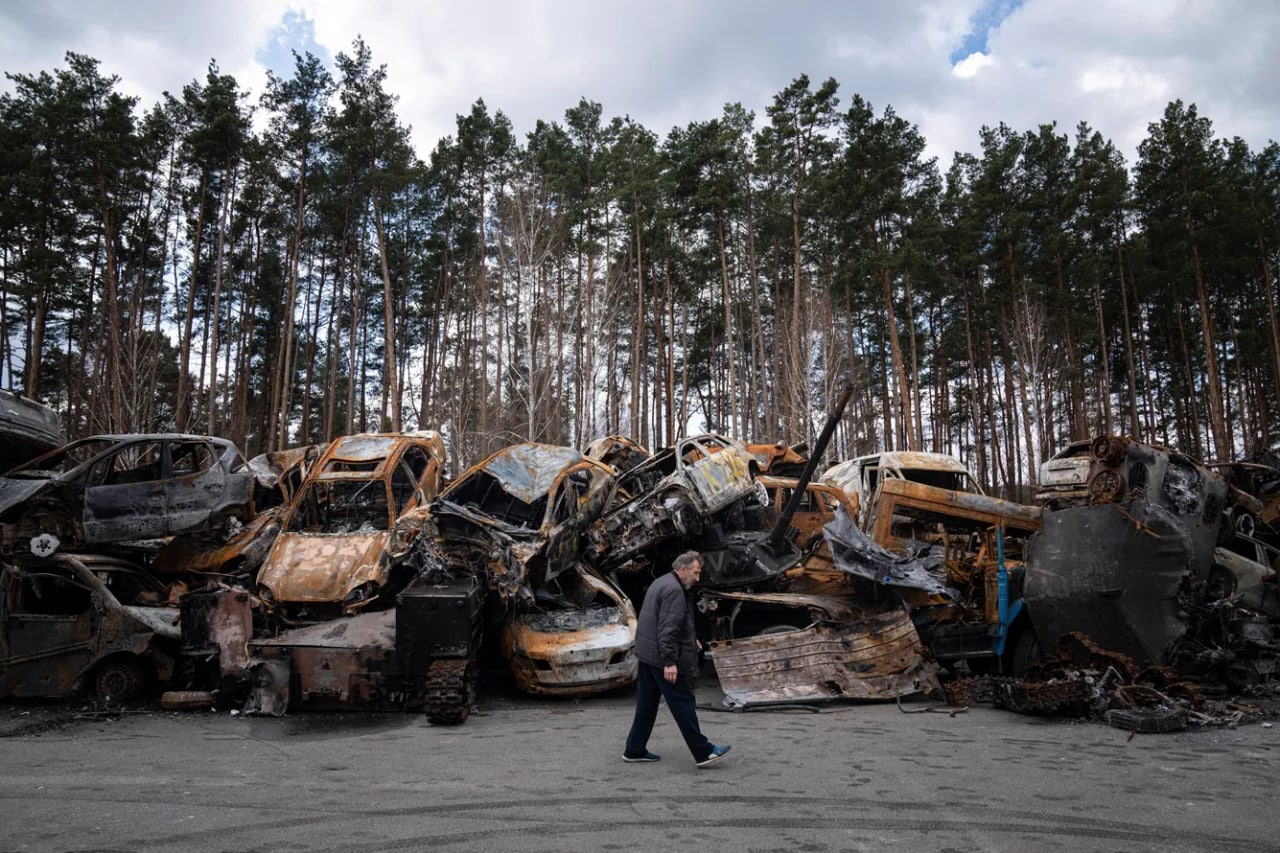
[663,664,678,684]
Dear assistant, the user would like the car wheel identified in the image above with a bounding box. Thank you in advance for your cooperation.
[94,657,146,702]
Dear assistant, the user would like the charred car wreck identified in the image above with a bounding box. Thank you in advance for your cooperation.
[1,554,180,701]
[255,432,446,619]
[0,434,255,558]
[426,443,636,696]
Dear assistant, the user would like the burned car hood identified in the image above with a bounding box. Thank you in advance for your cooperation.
[0,477,53,516]
[257,530,392,605]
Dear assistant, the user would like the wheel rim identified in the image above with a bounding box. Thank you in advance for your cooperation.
[96,661,143,701]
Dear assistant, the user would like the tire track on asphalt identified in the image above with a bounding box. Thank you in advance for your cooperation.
[0,792,1257,852]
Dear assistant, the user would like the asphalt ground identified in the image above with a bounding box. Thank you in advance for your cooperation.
[1,677,1277,853]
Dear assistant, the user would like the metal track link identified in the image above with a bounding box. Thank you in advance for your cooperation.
[425,658,474,725]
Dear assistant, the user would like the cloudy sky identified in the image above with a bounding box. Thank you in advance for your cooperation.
[2,0,1277,169]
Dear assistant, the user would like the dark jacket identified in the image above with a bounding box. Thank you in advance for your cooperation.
[634,571,698,678]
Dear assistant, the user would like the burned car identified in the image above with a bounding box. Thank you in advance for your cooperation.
[588,433,765,571]
[746,441,810,477]
[427,443,616,600]
[0,554,180,700]
[0,434,254,557]
[0,388,65,473]
[822,450,983,528]
[255,432,446,619]
[426,443,635,695]
[1034,439,1092,509]
[502,563,637,695]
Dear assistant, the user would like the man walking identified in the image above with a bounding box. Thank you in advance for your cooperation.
[623,550,731,768]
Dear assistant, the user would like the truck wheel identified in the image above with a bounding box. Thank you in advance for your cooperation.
[1007,629,1043,677]
[94,657,146,702]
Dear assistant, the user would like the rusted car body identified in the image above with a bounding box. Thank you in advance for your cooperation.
[0,554,180,700]
[589,433,763,571]
[426,443,616,602]
[813,478,1043,672]
[1035,440,1092,508]
[822,451,983,527]
[865,478,1041,553]
[746,442,809,477]
[758,475,859,550]
[255,432,446,619]
[503,563,637,695]
[706,593,938,707]
[0,388,65,473]
[426,444,634,696]
[1210,450,1280,541]
[0,434,254,557]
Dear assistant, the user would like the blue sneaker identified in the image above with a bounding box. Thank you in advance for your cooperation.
[696,744,731,768]
[622,751,661,762]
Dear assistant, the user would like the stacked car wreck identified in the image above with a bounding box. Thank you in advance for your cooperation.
[2,404,1278,731]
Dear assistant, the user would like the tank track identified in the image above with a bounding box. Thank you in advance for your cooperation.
[425,658,474,725]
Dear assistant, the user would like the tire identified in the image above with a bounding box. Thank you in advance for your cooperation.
[1007,628,1043,678]
[94,657,147,702]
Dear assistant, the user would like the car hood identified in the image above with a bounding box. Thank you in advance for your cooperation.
[257,530,391,605]
[0,478,53,516]
[122,605,182,639]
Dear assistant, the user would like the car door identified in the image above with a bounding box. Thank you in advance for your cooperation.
[82,440,168,542]
[166,439,230,535]
[1,564,98,697]
[683,437,751,513]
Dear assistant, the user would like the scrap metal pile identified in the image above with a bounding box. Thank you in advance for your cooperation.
[0,396,1277,731]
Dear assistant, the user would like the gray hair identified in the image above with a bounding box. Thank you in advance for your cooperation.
[673,550,702,572]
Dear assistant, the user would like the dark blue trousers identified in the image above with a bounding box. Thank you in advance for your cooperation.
[624,662,712,761]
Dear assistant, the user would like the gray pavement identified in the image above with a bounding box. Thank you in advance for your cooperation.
[1,681,1277,852]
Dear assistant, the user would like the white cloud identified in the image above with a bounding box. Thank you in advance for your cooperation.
[1,0,1276,170]
[952,52,996,79]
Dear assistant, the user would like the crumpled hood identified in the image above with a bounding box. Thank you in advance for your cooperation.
[257,530,391,604]
[823,506,954,597]
[0,478,53,517]
[122,605,182,639]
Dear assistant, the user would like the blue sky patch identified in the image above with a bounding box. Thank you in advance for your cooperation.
[950,0,1025,64]
[256,9,330,79]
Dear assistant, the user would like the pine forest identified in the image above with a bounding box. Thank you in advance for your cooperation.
[2,44,1278,498]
